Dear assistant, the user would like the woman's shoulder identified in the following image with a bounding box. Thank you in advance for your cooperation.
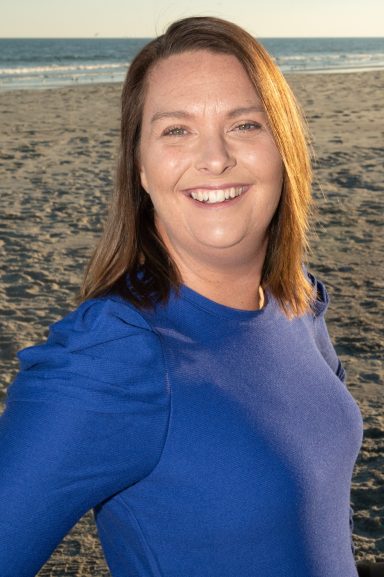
[304,268,331,318]
[303,269,345,381]
[42,294,155,353]
[12,295,164,401]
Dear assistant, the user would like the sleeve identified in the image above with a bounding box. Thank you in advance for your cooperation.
[306,271,356,555]
[0,297,170,577]
[306,270,346,384]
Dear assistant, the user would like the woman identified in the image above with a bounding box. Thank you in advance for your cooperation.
[0,16,364,577]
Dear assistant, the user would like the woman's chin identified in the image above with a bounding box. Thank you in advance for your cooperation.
[189,232,260,259]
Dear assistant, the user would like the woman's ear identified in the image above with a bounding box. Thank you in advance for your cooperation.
[139,167,149,193]
[135,147,148,192]
[137,149,149,193]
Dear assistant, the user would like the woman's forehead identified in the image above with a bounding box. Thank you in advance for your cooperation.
[147,50,248,85]
[143,50,262,114]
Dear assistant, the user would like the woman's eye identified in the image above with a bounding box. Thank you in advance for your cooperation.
[235,122,262,131]
[162,126,188,136]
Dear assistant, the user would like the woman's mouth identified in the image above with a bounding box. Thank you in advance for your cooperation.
[188,185,248,205]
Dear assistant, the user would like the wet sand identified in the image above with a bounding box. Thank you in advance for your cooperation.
[0,70,383,574]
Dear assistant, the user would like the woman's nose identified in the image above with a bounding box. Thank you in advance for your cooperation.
[194,133,236,175]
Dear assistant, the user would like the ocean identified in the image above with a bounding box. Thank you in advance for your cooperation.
[0,37,383,91]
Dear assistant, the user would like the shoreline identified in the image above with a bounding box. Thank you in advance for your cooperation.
[1,64,384,93]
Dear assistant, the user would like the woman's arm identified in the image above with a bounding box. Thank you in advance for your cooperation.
[308,271,357,556]
[0,297,170,577]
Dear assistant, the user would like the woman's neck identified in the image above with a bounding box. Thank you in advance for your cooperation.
[177,263,265,311]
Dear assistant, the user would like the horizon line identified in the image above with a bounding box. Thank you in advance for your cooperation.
[0,35,383,40]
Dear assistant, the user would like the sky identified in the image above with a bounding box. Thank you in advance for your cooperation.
[1,0,383,38]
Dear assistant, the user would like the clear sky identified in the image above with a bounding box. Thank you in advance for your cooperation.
[1,0,383,38]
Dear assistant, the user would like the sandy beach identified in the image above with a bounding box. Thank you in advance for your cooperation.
[0,70,383,574]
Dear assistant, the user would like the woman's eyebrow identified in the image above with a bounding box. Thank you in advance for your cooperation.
[227,106,265,117]
[151,110,191,123]
[150,105,265,124]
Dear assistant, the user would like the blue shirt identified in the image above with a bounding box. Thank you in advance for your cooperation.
[0,274,363,577]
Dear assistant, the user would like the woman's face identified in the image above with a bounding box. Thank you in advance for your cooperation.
[138,50,283,272]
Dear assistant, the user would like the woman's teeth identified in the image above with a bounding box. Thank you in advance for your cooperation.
[190,186,246,204]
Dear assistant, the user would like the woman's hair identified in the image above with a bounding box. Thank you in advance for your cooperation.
[80,16,314,317]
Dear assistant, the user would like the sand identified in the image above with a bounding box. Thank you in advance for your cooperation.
[0,70,383,575]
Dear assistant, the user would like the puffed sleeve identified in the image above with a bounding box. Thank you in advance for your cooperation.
[0,297,170,577]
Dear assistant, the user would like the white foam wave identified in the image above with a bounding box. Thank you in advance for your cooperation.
[0,62,127,76]
[278,52,384,63]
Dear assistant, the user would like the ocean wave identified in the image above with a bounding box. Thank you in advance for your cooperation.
[277,52,384,63]
[0,62,128,77]
[0,37,382,90]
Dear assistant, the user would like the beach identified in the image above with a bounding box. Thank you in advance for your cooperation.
[0,70,383,574]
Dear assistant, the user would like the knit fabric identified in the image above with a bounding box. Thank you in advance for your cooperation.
[0,273,363,577]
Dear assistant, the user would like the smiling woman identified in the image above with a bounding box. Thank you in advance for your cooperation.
[0,16,364,577]
[81,16,314,317]
[138,51,284,307]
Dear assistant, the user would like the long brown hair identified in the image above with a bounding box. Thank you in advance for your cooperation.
[80,16,314,317]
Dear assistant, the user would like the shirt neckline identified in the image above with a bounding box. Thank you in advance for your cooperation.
[176,283,276,320]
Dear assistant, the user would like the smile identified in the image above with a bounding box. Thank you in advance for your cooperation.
[189,186,248,204]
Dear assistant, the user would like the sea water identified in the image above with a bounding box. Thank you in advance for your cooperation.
[0,37,383,91]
